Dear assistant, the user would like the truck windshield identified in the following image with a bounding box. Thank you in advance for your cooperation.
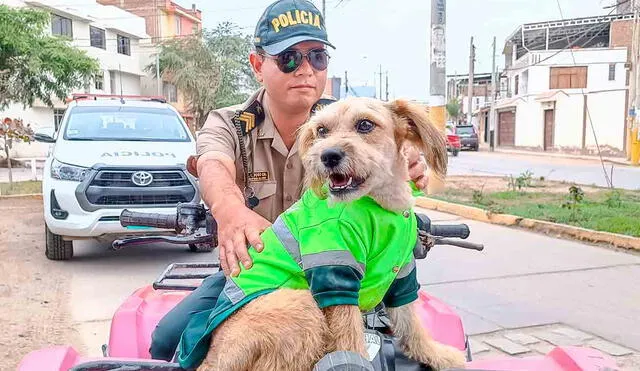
[64,106,191,142]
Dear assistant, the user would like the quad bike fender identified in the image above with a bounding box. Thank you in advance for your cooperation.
[108,285,190,359]
[413,290,467,351]
[17,346,172,371]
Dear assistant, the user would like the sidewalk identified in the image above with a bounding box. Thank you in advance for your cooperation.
[479,145,634,167]
[419,208,640,369]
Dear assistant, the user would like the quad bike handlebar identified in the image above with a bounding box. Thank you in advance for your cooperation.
[112,202,483,254]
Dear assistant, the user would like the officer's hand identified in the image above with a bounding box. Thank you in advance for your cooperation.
[216,204,271,277]
[407,146,429,190]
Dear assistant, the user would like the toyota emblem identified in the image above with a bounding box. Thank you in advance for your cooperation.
[131,171,153,186]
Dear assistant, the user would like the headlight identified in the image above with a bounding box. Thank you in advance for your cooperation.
[51,159,89,182]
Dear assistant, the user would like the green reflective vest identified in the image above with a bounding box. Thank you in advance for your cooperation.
[176,183,424,369]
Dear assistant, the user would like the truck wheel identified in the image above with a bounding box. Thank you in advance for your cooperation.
[189,243,214,253]
[45,224,73,260]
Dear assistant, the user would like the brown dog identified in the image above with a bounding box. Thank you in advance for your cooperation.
[194,98,466,371]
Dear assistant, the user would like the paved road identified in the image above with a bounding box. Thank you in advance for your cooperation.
[448,151,640,190]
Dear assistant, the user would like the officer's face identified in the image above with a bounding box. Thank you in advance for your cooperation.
[251,41,328,112]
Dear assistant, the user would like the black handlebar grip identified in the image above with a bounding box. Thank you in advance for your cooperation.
[119,209,178,230]
[430,224,470,239]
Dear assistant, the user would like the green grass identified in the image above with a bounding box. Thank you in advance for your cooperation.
[0,181,42,196]
[434,188,640,237]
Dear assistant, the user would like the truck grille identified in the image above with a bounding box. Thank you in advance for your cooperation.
[82,169,196,207]
[90,170,190,188]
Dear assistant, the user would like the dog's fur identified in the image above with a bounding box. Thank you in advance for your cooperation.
[197,97,466,371]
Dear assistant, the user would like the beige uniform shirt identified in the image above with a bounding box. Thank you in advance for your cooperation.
[196,88,308,223]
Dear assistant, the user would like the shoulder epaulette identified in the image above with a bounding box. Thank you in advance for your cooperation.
[234,99,265,136]
[311,97,337,114]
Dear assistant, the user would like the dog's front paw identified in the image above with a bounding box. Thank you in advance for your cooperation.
[426,343,466,370]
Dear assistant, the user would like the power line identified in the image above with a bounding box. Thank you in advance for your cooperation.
[555,0,613,188]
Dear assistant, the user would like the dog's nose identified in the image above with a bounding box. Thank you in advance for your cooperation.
[321,148,344,168]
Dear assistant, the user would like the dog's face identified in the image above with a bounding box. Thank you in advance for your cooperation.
[298,97,447,205]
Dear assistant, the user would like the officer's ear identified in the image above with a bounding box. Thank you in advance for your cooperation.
[249,51,264,83]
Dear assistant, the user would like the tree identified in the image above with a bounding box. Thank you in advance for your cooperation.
[205,22,262,109]
[0,5,100,110]
[148,34,222,130]
[446,98,461,122]
[1,117,34,188]
[148,22,261,129]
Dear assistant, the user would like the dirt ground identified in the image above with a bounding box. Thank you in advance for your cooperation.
[0,197,85,370]
[444,175,611,195]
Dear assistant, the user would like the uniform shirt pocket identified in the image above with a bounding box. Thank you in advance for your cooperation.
[250,180,278,222]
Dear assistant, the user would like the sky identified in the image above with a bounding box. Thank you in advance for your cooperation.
[176,0,617,102]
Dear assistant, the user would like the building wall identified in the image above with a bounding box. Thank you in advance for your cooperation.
[500,47,628,153]
[0,0,149,158]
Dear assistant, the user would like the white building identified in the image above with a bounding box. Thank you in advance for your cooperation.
[495,13,636,156]
[1,0,151,158]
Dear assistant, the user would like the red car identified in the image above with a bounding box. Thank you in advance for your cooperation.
[446,127,461,156]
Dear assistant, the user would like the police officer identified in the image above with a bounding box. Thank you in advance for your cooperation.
[150,0,429,361]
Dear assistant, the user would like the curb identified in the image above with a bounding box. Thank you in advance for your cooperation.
[415,197,640,251]
[480,148,635,167]
[0,193,42,200]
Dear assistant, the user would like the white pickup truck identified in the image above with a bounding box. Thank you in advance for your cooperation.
[35,95,203,260]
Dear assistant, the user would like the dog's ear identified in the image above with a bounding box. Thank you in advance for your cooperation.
[386,99,448,180]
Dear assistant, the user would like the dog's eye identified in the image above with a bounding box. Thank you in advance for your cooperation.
[355,120,375,134]
[317,126,328,137]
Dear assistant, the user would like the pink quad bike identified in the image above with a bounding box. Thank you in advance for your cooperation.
[17,203,620,371]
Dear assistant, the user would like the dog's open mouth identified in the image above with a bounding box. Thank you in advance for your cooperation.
[328,173,365,193]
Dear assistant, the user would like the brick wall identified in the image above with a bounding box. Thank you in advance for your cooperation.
[610,19,633,50]
[96,0,161,40]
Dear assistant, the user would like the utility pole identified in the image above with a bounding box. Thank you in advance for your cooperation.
[156,52,161,95]
[429,0,446,194]
[385,71,389,101]
[467,36,475,126]
[490,36,497,151]
[344,70,348,97]
[379,64,383,100]
[322,0,326,20]
[629,0,640,164]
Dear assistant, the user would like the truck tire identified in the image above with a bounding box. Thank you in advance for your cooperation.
[45,224,73,261]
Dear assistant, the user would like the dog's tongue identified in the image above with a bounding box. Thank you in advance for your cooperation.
[329,173,349,188]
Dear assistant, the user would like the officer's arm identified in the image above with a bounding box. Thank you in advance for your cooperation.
[196,112,270,276]
[197,152,244,215]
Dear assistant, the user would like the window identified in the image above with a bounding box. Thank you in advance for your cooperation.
[64,106,190,142]
[110,71,117,94]
[514,75,519,95]
[163,82,178,102]
[94,72,104,90]
[608,63,616,81]
[90,26,105,49]
[549,66,587,89]
[51,14,72,38]
[54,109,66,131]
[175,16,182,35]
[117,35,130,55]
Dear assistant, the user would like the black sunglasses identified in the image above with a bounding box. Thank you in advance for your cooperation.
[261,48,330,73]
